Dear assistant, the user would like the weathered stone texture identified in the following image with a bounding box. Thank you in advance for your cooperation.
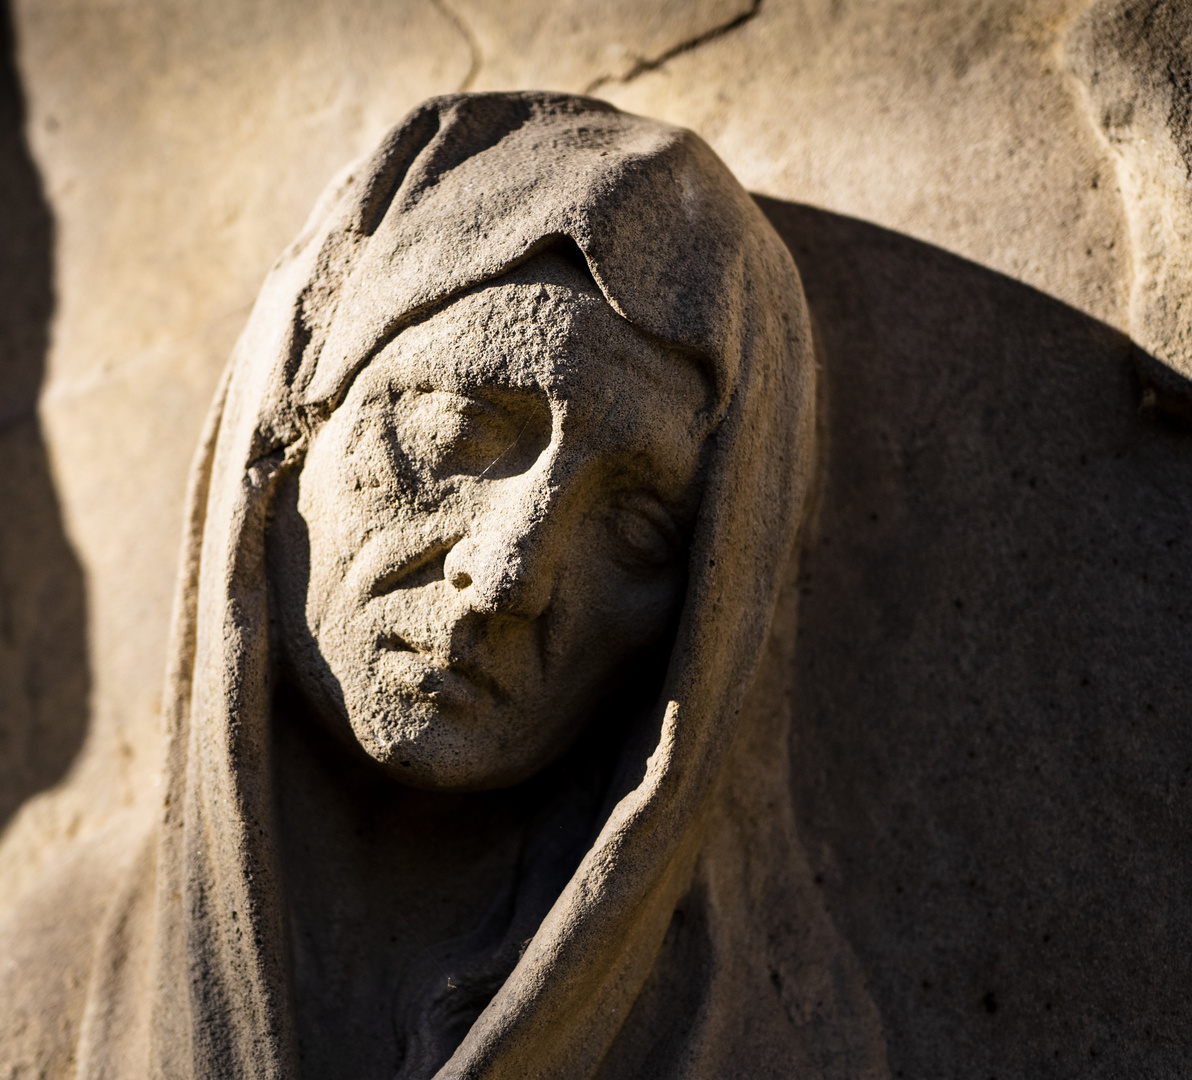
[1,2,1190,1076]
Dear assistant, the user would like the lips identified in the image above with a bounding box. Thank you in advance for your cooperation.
[379,634,505,707]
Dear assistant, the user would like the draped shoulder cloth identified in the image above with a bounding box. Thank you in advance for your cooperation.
[1,92,888,1080]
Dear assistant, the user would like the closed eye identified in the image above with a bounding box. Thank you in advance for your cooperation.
[607,494,680,570]
[393,387,550,481]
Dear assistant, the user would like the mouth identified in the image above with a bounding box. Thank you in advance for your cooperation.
[379,633,505,705]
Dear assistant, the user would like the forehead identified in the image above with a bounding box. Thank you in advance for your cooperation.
[367,258,711,415]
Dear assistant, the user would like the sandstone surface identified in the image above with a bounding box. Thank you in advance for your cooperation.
[0,2,1188,1076]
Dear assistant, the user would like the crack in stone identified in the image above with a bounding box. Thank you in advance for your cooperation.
[583,0,763,95]
[432,0,482,92]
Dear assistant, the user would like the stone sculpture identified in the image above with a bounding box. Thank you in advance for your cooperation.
[0,93,888,1078]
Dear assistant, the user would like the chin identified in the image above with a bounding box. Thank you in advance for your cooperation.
[346,700,560,792]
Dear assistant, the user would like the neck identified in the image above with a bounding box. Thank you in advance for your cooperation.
[271,682,527,1080]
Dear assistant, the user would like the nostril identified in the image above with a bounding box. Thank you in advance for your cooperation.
[450,570,472,590]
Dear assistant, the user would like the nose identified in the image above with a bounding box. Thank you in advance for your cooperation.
[442,500,556,618]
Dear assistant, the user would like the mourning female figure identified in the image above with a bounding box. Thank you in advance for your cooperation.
[0,93,888,1079]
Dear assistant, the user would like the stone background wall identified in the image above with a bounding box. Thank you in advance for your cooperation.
[1,0,1189,1075]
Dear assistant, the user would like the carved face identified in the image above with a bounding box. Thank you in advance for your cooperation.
[270,254,711,790]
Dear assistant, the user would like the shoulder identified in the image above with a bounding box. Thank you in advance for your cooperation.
[0,814,154,1080]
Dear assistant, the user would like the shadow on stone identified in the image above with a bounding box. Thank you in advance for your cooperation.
[0,0,88,834]
[758,195,1192,1076]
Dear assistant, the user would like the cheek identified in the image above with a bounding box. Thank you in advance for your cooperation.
[552,559,686,676]
[298,420,372,584]
[297,407,437,620]
[302,406,402,542]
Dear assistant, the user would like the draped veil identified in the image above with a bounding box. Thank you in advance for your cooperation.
[15,92,888,1080]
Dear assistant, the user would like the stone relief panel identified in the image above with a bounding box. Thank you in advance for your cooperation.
[2,2,1192,1077]
[0,93,887,1080]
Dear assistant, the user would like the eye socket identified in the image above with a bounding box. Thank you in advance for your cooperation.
[607,494,680,571]
[393,387,551,481]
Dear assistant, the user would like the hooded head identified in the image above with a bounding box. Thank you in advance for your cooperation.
[267,246,717,793]
[73,92,886,1080]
